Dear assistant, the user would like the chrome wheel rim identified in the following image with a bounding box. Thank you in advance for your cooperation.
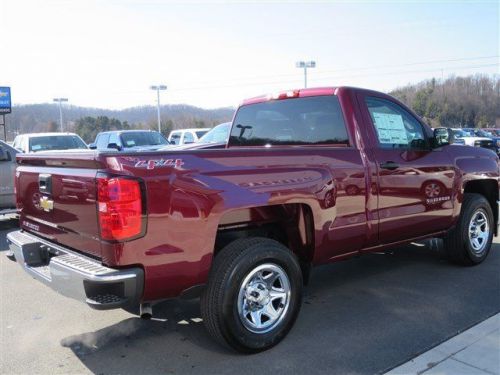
[425,183,441,197]
[237,263,291,334]
[468,209,489,254]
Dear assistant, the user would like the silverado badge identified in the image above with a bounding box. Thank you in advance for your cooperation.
[39,196,54,212]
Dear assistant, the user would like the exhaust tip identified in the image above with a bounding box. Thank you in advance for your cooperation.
[140,303,153,319]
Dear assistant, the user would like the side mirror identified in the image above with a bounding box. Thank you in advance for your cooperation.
[107,143,122,151]
[0,149,8,161]
[88,143,97,150]
[433,128,454,147]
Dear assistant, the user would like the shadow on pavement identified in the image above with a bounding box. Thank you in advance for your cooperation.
[60,242,500,375]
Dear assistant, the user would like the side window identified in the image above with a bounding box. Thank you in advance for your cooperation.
[365,96,426,149]
[183,132,195,144]
[108,133,120,147]
[96,134,110,149]
[170,132,181,145]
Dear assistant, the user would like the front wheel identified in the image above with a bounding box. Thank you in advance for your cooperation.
[201,238,303,353]
[443,193,494,266]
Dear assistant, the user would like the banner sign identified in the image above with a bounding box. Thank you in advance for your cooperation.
[0,87,11,114]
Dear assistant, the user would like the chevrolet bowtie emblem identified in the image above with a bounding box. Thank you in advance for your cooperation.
[39,196,54,212]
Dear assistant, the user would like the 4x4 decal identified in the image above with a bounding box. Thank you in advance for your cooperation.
[134,159,184,170]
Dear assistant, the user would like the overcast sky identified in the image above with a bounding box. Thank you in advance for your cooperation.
[1,0,498,109]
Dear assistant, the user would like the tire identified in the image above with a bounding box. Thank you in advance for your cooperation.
[201,237,303,353]
[443,193,494,266]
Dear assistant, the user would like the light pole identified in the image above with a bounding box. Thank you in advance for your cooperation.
[295,61,316,88]
[150,85,167,134]
[53,98,68,132]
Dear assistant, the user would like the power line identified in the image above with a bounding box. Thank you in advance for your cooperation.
[164,62,499,93]
[163,55,500,88]
[106,55,498,96]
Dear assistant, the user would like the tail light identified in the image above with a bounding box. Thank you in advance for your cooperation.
[97,177,144,241]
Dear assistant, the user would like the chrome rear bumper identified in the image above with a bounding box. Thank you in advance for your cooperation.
[7,230,143,310]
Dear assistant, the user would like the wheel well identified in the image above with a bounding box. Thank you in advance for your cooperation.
[464,179,498,232]
[214,204,315,276]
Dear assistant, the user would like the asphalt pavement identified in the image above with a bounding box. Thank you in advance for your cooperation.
[1,215,499,375]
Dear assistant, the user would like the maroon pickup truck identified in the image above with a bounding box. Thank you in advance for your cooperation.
[7,87,499,352]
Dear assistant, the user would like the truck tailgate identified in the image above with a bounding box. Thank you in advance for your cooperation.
[16,152,103,258]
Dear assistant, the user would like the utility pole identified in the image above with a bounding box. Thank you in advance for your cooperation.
[53,98,68,132]
[150,85,167,134]
[296,61,316,88]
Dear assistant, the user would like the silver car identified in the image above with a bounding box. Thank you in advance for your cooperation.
[0,140,18,214]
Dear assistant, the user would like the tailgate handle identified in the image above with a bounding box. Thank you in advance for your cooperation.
[39,174,52,195]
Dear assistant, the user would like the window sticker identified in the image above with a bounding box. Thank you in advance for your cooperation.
[126,140,136,146]
[372,112,408,144]
[31,144,42,151]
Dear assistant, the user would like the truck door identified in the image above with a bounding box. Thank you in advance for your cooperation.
[357,92,456,243]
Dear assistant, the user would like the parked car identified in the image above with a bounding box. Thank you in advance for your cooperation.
[484,128,500,136]
[89,130,169,151]
[0,140,18,214]
[164,122,231,151]
[8,86,499,353]
[12,132,88,153]
[471,129,500,154]
[167,128,210,145]
[450,128,495,152]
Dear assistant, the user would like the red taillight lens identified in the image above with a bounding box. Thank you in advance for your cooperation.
[97,177,143,241]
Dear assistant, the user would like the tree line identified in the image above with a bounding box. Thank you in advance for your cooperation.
[4,103,234,141]
[390,74,499,128]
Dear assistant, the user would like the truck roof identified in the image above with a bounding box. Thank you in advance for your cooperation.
[98,129,159,135]
[15,132,79,138]
[241,87,340,106]
[169,128,211,133]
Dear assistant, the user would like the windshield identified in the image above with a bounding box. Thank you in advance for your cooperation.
[476,130,493,137]
[198,123,231,144]
[29,135,87,152]
[195,130,209,138]
[491,129,500,136]
[120,131,168,148]
[453,130,468,138]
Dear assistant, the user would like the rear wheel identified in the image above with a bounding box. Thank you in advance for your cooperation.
[443,193,493,266]
[201,237,303,353]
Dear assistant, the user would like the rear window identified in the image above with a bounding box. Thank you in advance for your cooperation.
[120,131,168,148]
[229,96,349,147]
[29,135,87,152]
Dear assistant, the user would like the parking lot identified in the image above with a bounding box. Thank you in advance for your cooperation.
[1,215,499,375]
